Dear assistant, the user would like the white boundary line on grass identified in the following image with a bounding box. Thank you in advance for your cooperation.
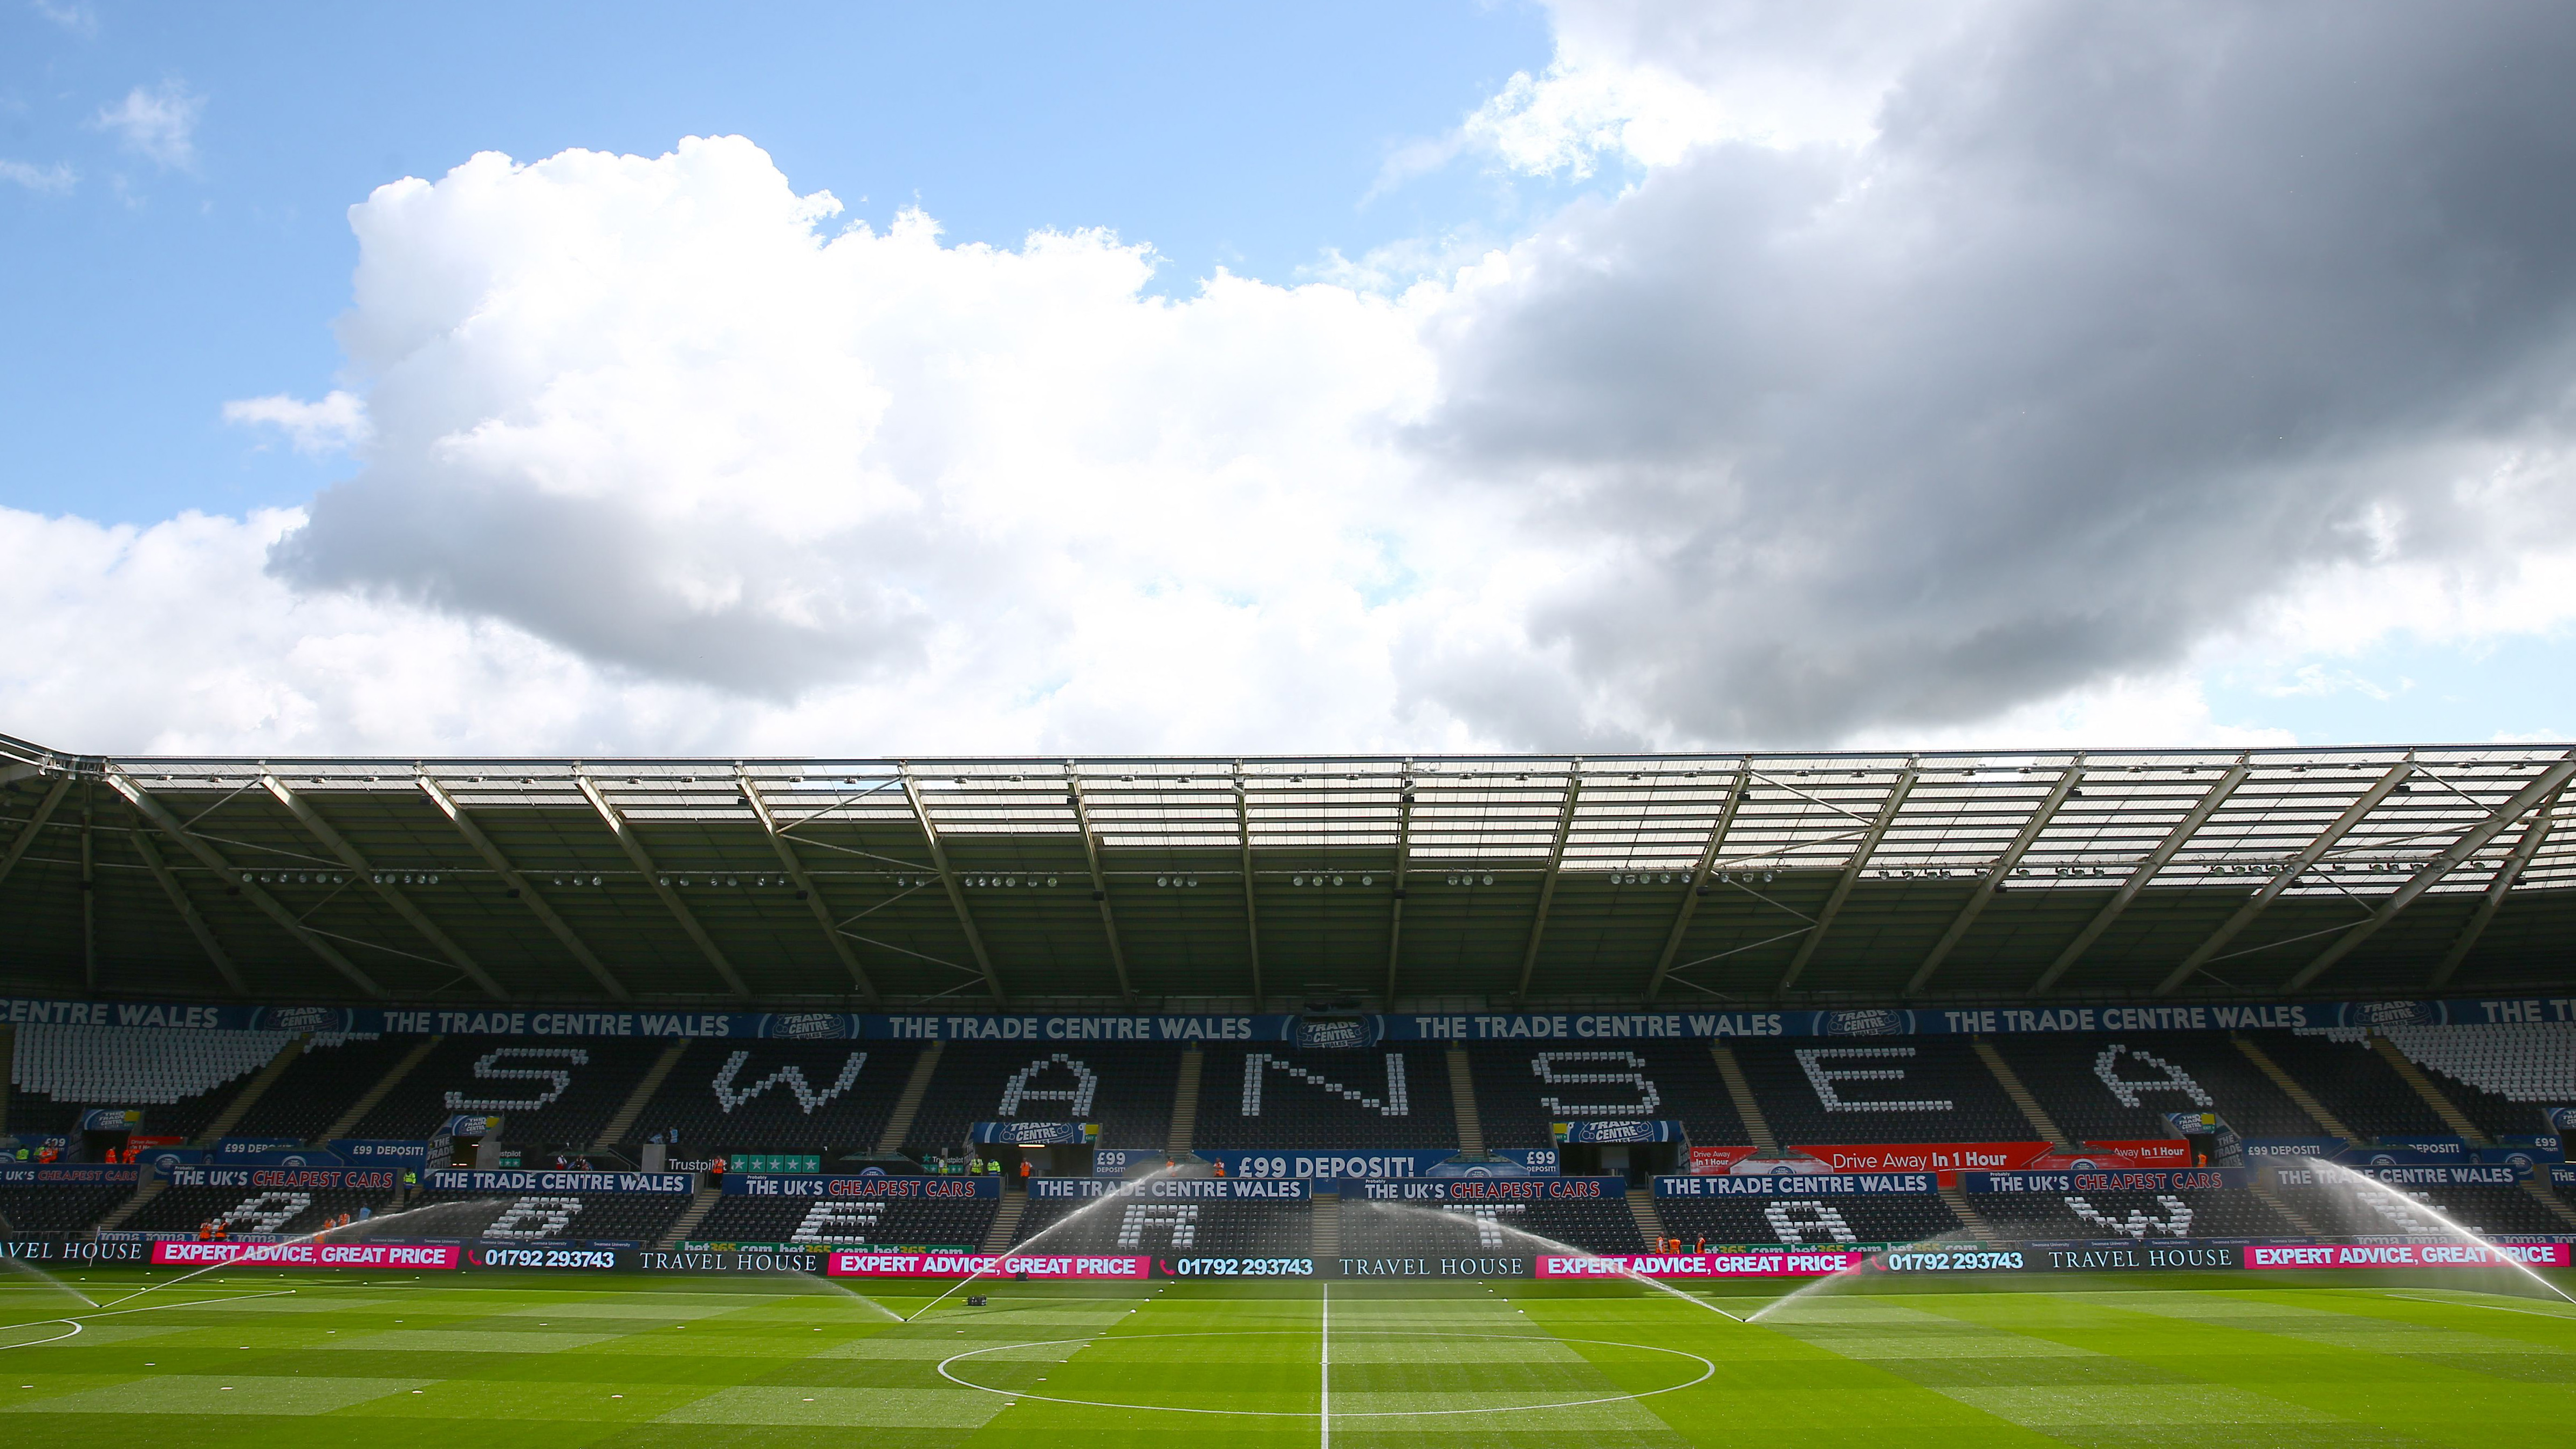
[0,1290,296,1353]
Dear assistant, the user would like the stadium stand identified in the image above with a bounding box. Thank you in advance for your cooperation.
[1652,1194,1961,1247]
[1191,1047,1454,1150]
[1731,1038,2031,1145]
[1969,1189,2298,1240]
[2260,1032,2450,1139]
[1986,1033,2319,1141]
[222,1035,422,1144]
[2272,1177,2567,1238]
[1337,1191,1641,1256]
[2376,1023,2576,1139]
[0,1181,135,1233]
[344,1037,672,1150]
[903,1044,1181,1156]
[6,1024,316,1140]
[623,1040,920,1158]
[689,1191,996,1248]
[402,1188,694,1242]
[129,1184,399,1238]
[1468,1042,1747,1149]
[1010,1193,1312,1256]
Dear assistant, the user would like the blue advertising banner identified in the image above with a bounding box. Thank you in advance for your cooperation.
[1553,1120,1684,1144]
[1958,1168,2252,1193]
[78,1109,141,1131]
[12,991,2576,1043]
[2274,1161,2526,1187]
[1194,1150,1456,1180]
[139,1146,205,1175]
[0,1164,138,1186]
[1029,1177,1312,1201]
[331,1139,432,1164]
[720,1174,1000,1199]
[1657,1172,1938,1197]
[968,1122,1099,1146]
[2240,1138,2347,1158]
[214,1138,306,1158]
[1486,1150,1561,1174]
[1355,1176,1627,1203]
[1092,1149,1143,1177]
[2552,1164,2576,1188]
[2367,1137,2469,1157]
[425,1168,693,1194]
[166,1165,400,1192]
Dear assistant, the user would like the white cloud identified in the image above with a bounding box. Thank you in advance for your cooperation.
[0,159,76,194]
[31,1,96,37]
[223,390,372,455]
[94,81,203,170]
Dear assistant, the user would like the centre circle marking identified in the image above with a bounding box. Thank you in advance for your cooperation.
[935,1328,1716,1417]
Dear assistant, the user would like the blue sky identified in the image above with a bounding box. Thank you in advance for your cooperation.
[2,2,2572,756]
[0,2,1553,523]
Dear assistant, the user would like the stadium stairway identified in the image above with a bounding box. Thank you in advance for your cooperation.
[190,1034,307,1145]
[2524,1177,2576,1231]
[1626,1186,1666,1247]
[980,1192,1026,1253]
[90,1176,163,1235]
[1974,1040,2074,1149]
[1937,1181,1995,1240]
[1446,1048,1484,1158]
[2368,1034,2489,1142]
[657,1182,722,1249]
[2232,1035,2359,1142]
[2247,1173,2322,1235]
[1312,1190,1340,1259]
[1709,1044,1779,1154]
[321,1036,443,1143]
[872,1041,943,1155]
[593,1041,688,1152]
[1168,1047,1202,1153]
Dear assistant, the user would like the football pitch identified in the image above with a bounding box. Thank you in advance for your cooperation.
[3,1269,2574,1446]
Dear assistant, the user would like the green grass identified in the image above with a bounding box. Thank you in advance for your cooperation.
[3,1268,2574,1446]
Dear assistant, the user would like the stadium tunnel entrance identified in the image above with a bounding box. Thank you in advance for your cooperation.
[1558,1142,1681,1185]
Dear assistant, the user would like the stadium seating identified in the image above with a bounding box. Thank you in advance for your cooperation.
[1191,1047,1454,1150]
[1969,1189,2298,1240]
[903,1044,1182,1156]
[2271,1178,2566,1238]
[1012,1194,1312,1256]
[0,1183,135,1234]
[344,1037,673,1150]
[403,1188,694,1242]
[1652,1194,1961,1247]
[2376,1023,2576,1139]
[689,1192,996,1248]
[1468,1042,1747,1149]
[1731,1038,2031,1145]
[1336,1192,1641,1256]
[6,1024,340,1140]
[222,1035,426,1144]
[129,1184,399,1238]
[1987,1033,2319,1141]
[622,1040,920,1158]
[2258,1033,2449,1139]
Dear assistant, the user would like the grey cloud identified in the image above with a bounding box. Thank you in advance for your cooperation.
[271,468,930,699]
[1410,1,2576,743]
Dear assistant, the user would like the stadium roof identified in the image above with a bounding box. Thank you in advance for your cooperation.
[3,732,2573,1011]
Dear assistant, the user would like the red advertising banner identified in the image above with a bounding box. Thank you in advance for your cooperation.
[148,1240,460,1269]
[1535,1250,1866,1279]
[1691,1139,2193,1179]
[827,1251,1149,1280]
[2246,1242,2571,1270]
